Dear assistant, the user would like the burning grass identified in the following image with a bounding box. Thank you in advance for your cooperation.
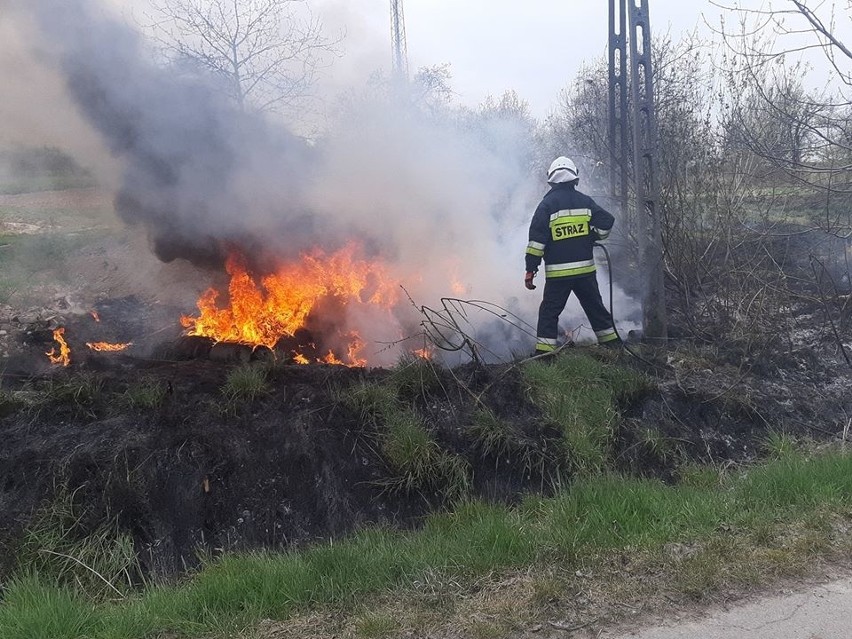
[45,328,71,367]
[180,244,402,366]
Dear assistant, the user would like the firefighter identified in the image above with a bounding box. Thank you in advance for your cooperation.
[525,156,620,355]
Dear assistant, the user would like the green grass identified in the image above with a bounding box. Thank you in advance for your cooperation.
[467,409,558,480]
[120,379,168,410]
[387,355,444,400]
[468,409,516,458]
[338,380,398,428]
[339,375,470,499]
[39,373,105,418]
[763,430,800,459]
[636,426,680,462]
[14,487,139,603]
[0,576,95,639]
[522,352,653,473]
[380,410,471,499]
[222,364,269,403]
[354,610,399,637]
[3,450,851,639]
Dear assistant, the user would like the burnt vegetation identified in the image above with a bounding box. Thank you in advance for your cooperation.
[0,350,650,583]
[0,327,849,590]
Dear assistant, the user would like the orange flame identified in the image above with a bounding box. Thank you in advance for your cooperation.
[86,342,132,352]
[181,243,399,365]
[413,348,433,360]
[46,327,71,366]
[321,350,344,365]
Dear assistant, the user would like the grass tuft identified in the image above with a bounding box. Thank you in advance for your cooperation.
[637,426,679,462]
[763,430,800,459]
[468,409,559,481]
[469,409,516,458]
[39,373,105,418]
[222,363,269,403]
[522,352,652,474]
[381,410,470,499]
[0,573,94,639]
[354,610,399,638]
[388,355,444,400]
[338,381,398,428]
[15,486,139,602]
[121,379,167,410]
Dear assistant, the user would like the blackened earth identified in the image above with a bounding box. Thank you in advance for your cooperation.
[0,315,850,584]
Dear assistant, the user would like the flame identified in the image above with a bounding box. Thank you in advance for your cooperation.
[181,243,399,365]
[46,327,71,366]
[86,342,132,352]
[321,350,344,365]
[413,348,433,360]
[293,353,310,365]
[346,333,367,367]
[450,274,467,296]
[447,259,468,296]
[90,310,100,322]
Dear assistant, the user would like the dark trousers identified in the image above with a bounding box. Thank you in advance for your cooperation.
[536,274,617,348]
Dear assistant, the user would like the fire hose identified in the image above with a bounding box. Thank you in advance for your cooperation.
[593,242,623,343]
[593,242,660,367]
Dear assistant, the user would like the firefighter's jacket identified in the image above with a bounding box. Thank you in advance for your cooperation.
[525,183,615,279]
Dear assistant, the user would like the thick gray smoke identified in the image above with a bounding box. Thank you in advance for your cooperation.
[16,0,318,269]
[9,0,638,363]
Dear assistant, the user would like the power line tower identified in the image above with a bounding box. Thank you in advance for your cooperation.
[390,0,409,82]
[608,0,667,341]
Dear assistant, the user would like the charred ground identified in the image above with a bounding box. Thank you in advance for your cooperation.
[0,322,850,586]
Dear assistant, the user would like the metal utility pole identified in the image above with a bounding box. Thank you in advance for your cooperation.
[608,0,629,221]
[390,0,409,82]
[608,0,667,340]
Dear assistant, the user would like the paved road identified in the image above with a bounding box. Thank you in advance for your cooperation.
[605,577,852,639]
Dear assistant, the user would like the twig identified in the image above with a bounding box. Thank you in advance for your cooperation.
[549,619,597,632]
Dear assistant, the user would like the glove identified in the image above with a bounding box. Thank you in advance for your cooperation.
[524,271,537,290]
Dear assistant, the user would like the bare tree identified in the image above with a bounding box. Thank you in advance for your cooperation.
[714,1,852,232]
[707,1,852,362]
[147,0,339,113]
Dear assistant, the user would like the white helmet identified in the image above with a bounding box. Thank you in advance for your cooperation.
[547,156,579,184]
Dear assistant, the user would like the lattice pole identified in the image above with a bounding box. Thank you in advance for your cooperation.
[608,0,629,217]
[390,0,409,82]
[608,0,667,340]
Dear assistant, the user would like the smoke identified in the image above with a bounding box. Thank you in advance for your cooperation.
[0,5,117,182]
[7,0,639,364]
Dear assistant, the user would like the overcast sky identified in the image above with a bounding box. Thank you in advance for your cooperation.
[98,0,850,119]
[104,0,765,119]
[315,0,757,117]
[400,0,725,116]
